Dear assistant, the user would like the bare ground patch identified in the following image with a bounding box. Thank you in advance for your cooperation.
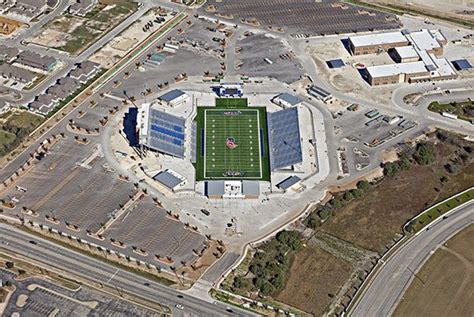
[394,224,474,317]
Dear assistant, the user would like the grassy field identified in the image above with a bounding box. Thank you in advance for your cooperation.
[0,110,44,157]
[394,224,474,317]
[194,98,270,181]
[0,130,16,147]
[317,133,474,252]
[275,244,352,315]
[204,109,262,178]
[428,101,474,122]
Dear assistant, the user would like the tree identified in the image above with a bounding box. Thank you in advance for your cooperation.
[276,231,302,251]
[383,161,400,177]
[399,157,412,170]
[356,180,370,191]
[412,142,435,166]
[270,274,284,290]
[233,276,250,290]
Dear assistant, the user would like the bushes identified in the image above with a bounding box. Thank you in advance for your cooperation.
[234,230,303,296]
[305,180,374,228]
[276,230,302,251]
[412,142,435,166]
[383,142,436,177]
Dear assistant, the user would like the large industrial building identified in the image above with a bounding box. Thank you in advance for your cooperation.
[348,29,457,85]
[349,31,409,55]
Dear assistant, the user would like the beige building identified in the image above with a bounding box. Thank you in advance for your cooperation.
[349,31,409,55]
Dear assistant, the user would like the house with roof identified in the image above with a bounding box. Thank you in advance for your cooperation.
[0,63,38,85]
[29,94,57,115]
[47,77,79,102]
[68,0,97,17]
[7,0,48,21]
[157,89,189,107]
[69,61,101,83]
[0,45,19,63]
[15,51,57,72]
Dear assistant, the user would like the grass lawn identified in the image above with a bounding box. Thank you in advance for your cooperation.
[428,101,474,121]
[408,188,473,232]
[0,110,44,157]
[275,244,352,315]
[8,111,44,129]
[0,130,16,147]
[394,225,474,317]
[194,98,270,181]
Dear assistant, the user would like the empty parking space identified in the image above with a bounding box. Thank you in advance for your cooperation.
[204,0,400,36]
[106,197,206,264]
[236,32,304,83]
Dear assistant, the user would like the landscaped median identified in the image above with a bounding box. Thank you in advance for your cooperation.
[404,187,474,233]
[428,100,474,122]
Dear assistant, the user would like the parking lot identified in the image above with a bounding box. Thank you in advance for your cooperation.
[334,106,420,174]
[105,196,207,265]
[113,48,222,100]
[2,138,135,233]
[0,270,161,316]
[236,32,304,83]
[203,0,401,36]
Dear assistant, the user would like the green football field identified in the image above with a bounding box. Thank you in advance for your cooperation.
[204,109,262,179]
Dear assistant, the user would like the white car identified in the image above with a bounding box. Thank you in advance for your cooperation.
[175,304,184,310]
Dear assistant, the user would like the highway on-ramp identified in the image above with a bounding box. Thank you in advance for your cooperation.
[349,202,474,317]
[0,224,257,317]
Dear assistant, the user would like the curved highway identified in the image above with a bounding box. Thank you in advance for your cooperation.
[349,202,474,316]
[0,223,256,317]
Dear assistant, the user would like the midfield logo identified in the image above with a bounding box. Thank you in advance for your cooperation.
[225,137,238,149]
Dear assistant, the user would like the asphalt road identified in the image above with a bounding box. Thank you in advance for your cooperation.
[349,201,474,316]
[0,224,256,317]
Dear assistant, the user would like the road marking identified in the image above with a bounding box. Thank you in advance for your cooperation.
[106,268,119,284]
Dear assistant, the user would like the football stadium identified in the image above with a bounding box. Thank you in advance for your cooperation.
[194,98,271,181]
[134,85,308,198]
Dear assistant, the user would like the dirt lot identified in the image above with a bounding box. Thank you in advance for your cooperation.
[29,0,138,55]
[358,0,474,27]
[0,16,25,36]
[393,224,474,317]
[319,135,474,252]
[275,244,352,315]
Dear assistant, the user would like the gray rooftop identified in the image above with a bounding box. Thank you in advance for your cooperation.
[17,51,56,71]
[159,89,186,102]
[267,107,303,171]
[0,45,19,61]
[69,61,100,79]
[277,176,301,190]
[29,94,56,114]
[274,93,302,106]
[242,180,260,196]
[153,170,183,189]
[0,63,37,83]
[205,181,225,197]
